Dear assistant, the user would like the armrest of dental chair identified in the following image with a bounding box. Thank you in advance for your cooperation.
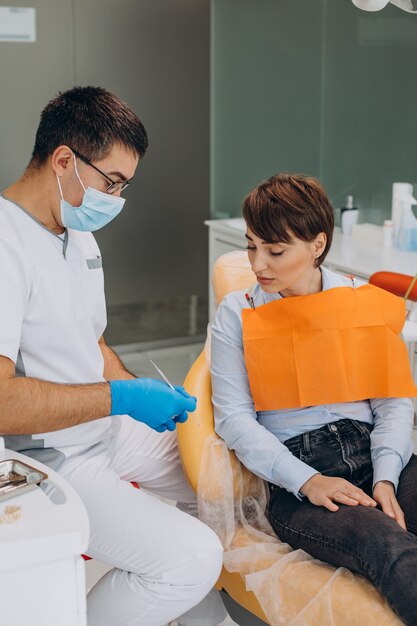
[177,250,256,491]
[177,350,215,493]
[177,249,255,491]
[178,349,263,500]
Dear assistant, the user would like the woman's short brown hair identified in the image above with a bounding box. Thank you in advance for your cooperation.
[243,173,334,268]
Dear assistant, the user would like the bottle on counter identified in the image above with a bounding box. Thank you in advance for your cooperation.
[391,183,414,240]
[340,195,359,235]
[396,204,417,252]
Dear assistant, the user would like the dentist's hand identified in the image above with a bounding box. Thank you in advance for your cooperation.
[109,379,196,432]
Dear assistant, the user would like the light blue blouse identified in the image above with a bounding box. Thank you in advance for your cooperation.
[211,266,414,496]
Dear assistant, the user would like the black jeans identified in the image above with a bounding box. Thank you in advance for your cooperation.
[267,419,417,626]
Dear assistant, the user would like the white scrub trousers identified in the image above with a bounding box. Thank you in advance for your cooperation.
[58,415,225,626]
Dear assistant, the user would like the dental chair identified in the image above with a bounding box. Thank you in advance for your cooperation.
[177,252,406,626]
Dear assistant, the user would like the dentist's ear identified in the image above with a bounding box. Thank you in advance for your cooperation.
[51,145,74,178]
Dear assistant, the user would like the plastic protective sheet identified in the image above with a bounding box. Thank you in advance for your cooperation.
[197,436,403,626]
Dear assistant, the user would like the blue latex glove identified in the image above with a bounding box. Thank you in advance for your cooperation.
[109,379,197,432]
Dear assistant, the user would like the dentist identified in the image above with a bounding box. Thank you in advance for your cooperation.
[0,86,223,626]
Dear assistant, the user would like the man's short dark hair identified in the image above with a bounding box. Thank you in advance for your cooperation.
[29,86,148,167]
[243,173,334,268]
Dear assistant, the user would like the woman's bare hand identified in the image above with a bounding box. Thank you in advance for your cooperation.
[300,474,377,512]
[373,480,406,530]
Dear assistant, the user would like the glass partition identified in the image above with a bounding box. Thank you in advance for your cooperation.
[211,0,417,224]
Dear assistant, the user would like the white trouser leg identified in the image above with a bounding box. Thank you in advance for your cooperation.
[107,416,227,625]
[59,416,224,626]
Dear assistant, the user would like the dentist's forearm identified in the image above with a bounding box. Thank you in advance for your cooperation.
[0,377,111,434]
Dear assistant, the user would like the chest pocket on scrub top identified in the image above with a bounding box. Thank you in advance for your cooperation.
[86,256,102,270]
[81,255,106,338]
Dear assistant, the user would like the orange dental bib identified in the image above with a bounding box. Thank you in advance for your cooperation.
[242,284,417,411]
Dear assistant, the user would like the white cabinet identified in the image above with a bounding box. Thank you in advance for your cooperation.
[0,447,89,626]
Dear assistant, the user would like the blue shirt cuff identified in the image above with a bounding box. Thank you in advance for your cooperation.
[372,455,403,492]
[272,453,319,498]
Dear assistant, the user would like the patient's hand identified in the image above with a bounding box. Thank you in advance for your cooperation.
[300,474,377,512]
[373,480,406,530]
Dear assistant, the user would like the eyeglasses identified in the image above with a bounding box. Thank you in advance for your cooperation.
[71,148,132,194]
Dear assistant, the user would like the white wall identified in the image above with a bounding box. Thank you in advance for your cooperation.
[0,0,210,307]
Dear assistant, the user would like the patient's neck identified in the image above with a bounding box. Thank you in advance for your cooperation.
[279,267,322,298]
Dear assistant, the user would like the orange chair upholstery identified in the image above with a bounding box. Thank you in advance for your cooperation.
[369,271,417,301]
[177,350,268,622]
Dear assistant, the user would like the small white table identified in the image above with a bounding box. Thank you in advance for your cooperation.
[0,442,89,626]
[205,218,417,317]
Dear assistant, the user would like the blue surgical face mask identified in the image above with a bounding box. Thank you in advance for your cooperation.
[57,155,126,232]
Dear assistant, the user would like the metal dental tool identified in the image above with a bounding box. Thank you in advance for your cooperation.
[149,359,176,391]
[149,360,194,423]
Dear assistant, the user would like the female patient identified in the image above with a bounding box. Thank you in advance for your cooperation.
[211,173,417,625]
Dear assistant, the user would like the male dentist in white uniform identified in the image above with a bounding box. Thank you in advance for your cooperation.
[0,86,225,626]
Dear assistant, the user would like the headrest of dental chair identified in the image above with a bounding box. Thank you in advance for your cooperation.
[212,251,256,305]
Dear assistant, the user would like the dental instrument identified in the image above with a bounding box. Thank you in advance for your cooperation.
[149,359,176,390]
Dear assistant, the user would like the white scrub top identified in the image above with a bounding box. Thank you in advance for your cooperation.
[0,194,111,468]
